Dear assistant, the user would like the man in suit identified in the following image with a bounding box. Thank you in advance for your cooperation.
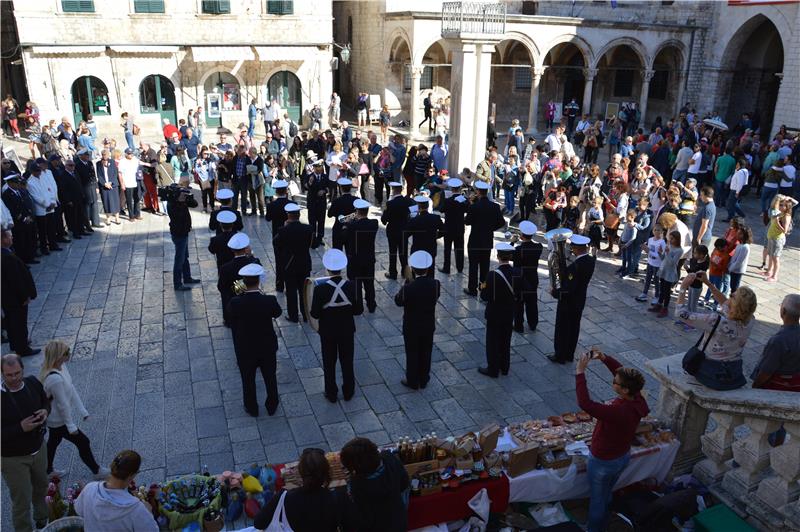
[464,180,505,295]
[306,159,328,248]
[1,230,40,356]
[395,250,440,389]
[548,235,596,364]
[74,149,103,229]
[57,159,89,240]
[2,175,38,264]
[479,243,520,377]
[265,179,294,292]
[207,210,238,274]
[310,249,364,403]
[513,221,543,333]
[381,181,414,280]
[273,203,313,323]
[208,188,243,235]
[218,232,261,327]
[344,199,379,312]
[227,263,282,417]
[439,178,468,274]
[404,196,444,277]
[419,92,433,132]
[327,178,356,250]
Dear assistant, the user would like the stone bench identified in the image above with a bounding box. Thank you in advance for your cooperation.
[646,354,800,531]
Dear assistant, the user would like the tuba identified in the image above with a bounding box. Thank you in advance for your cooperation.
[232,279,247,295]
[544,228,572,295]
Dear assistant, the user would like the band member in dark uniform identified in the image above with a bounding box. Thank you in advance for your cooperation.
[513,221,543,333]
[265,179,293,292]
[2,175,38,264]
[395,250,440,389]
[218,232,261,328]
[479,243,520,377]
[227,263,282,417]
[381,181,414,280]
[273,203,312,323]
[548,234,596,364]
[327,178,356,250]
[404,196,444,277]
[1,229,40,356]
[306,159,328,249]
[464,180,505,295]
[310,249,364,403]
[344,199,379,312]
[439,177,468,274]
[207,209,238,274]
[209,188,243,235]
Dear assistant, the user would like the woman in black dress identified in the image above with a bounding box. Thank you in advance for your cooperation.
[95,149,121,225]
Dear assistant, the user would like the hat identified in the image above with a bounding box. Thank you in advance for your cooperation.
[474,180,490,190]
[273,179,288,189]
[408,250,433,270]
[414,195,429,204]
[322,248,348,271]
[353,199,370,210]
[570,234,590,246]
[496,242,515,252]
[3,174,22,182]
[311,158,324,167]
[409,205,419,215]
[227,232,250,250]
[238,263,265,277]
[216,188,234,200]
[77,148,90,156]
[284,203,300,213]
[217,210,236,224]
[305,150,316,159]
[388,181,402,188]
[124,148,134,155]
[337,177,352,186]
[48,154,61,161]
[519,221,537,236]
[447,178,463,188]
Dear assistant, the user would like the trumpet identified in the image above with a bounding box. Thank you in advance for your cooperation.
[232,279,247,295]
[337,212,358,225]
[504,226,522,244]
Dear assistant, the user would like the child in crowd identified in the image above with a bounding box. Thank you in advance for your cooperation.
[704,238,730,309]
[727,225,752,294]
[617,209,638,277]
[683,244,709,315]
[763,196,795,283]
[562,195,581,232]
[625,197,652,277]
[587,196,605,254]
[649,230,683,318]
[636,224,665,303]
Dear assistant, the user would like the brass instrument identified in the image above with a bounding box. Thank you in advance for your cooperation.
[337,212,358,225]
[303,276,331,332]
[544,228,573,296]
[504,226,521,244]
[232,279,247,295]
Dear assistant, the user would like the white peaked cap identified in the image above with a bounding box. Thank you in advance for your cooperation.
[322,248,348,271]
[216,188,234,200]
[353,199,370,209]
[409,250,433,269]
[238,263,265,277]
[227,232,250,250]
[216,210,236,224]
[519,221,537,236]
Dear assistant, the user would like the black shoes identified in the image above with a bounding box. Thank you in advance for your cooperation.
[185,278,202,284]
[478,367,498,378]
[286,316,299,323]
[174,285,192,291]
[463,288,478,296]
[19,348,41,356]
[547,355,570,365]
[265,399,279,416]
[438,268,449,274]
[513,325,524,334]
[325,393,337,403]
[385,272,397,280]
[400,379,418,390]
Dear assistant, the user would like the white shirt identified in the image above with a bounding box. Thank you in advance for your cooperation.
[672,219,693,259]
[43,366,89,434]
[777,164,796,188]
[326,151,346,182]
[688,151,702,174]
[544,134,562,153]
[26,173,59,216]
[647,237,666,267]
[118,156,140,188]
[729,168,748,194]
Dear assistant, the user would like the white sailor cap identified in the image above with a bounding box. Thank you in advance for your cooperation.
[227,232,250,250]
[273,179,288,189]
[76,148,90,156]
[496,242,515,253]
[447,178,463,188]
[305,150,317,159]
[473,180,490,190]
[414,195,429,204]
[3,173,22,182]
[388,181,402,188]
[311,158,324,166]
[569,234,591,246]
[408,205,419,215]
[216,210,236,224]
[216,188,234,200]
[284,203,300,213]
[322,248,348,271]
[337,177,352,186]
[519,221,537,236]
[353,199,370,209]
[238,263,265,277]
[408,250,433,269]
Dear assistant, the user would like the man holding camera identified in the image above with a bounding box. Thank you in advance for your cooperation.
[1,353,51,532]
[165,176,201,291]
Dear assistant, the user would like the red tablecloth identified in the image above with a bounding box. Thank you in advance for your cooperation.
[407,476,510,530]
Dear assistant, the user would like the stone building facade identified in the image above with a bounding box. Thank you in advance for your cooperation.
[333,0,798,145]
[12,0,333,140]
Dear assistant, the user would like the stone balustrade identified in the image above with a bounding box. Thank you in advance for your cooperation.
[646,354,800,531]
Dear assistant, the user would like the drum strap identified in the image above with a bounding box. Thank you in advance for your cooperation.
[323,279,351,308]
[493,268,513,294]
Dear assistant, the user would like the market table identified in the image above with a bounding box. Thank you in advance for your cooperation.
[508,440,679,503]
[407,475,510,530]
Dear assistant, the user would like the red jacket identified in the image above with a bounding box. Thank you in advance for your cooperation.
[163,124,180,141]
[576,356,649,460]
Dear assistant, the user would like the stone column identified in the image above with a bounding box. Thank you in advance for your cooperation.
[447,41,495,174]
[751,421,800,526]
[582,68,597,118]
[526,66,545,135]
[720,417,782,512]
[409,65,424,137]
[693,412,743,486]
[674,70,687,119]
[638,69,654,130]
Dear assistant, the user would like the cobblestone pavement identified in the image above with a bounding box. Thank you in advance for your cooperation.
[2,180,797,529]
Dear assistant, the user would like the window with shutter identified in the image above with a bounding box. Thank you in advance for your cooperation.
[514,68,532,91]
[61,0,94,12]
[134,0,164,13]
[202,0,230,14]
[267,0,293,15]
[403,65,433,91]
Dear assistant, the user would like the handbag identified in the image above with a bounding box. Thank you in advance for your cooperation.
[265,491,294,532]
[682,315,721,375]
[604,213,620,230]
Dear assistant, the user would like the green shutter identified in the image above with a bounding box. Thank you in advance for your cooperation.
[62,0,95,12]
[267,0,293,15]
[134,0,164,13]
[202,0,230,14]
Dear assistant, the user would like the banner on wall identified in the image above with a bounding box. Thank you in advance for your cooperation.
[207,93,221,118]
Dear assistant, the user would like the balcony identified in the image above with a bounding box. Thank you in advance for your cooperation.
[441,1,506,39]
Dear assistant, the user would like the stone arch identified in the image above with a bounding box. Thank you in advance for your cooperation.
[501,30,540,66]
[650,39,686,71]
[386,28,412,63]
[719,13,788,71]
[197,67,246,93]
[592,37,648,70]
[490,37,537,129]
[538,34,592,69]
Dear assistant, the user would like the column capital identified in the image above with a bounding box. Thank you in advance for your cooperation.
[410,65,426,77]
[582,68,598,81]
[641,69,655,83]
[531,66,546,79]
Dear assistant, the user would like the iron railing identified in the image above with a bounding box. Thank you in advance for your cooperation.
[441,1,507,38]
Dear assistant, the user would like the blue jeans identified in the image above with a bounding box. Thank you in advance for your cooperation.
[729,272,743,293]
[673,169,687,184]
[587,452,630,532]
[503,187,517,213]
[704,274,723,305]
[247,119,255,139]
[626,243,643,275]
[726,193,745,220]
[620,244,633,272]
[713,180,728,208]
[125,132,135,151]
[170,234,192,288]
[761,186,778,215]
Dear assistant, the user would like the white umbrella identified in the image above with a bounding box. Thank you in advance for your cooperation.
[703,118,729,132]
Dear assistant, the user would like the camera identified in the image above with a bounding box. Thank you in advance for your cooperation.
[158,184,192,202]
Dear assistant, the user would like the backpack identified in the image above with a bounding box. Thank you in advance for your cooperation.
[288,120,298,138]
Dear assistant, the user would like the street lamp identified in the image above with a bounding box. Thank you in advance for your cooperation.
[333,43,351,65]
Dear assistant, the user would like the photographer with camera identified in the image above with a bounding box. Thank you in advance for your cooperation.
[162,176,201,291]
